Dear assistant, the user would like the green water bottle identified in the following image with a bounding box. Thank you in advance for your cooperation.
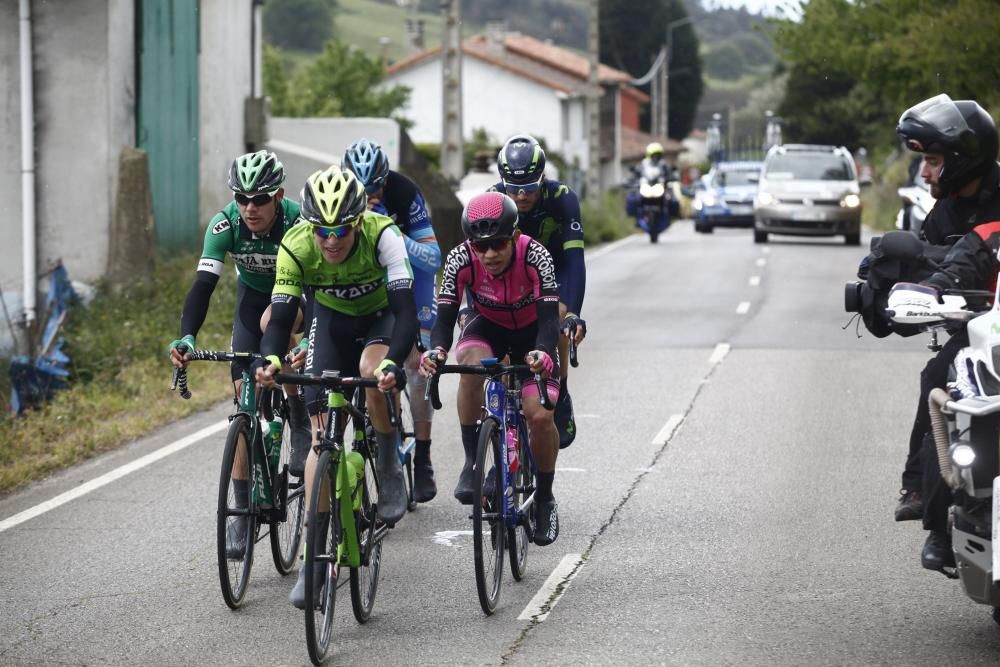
[267,421,283,471]
[336,451,366,511]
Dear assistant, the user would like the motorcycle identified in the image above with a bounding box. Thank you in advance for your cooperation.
[895,168,934,237]
[632,163,678,243]
[887,280,1000,622]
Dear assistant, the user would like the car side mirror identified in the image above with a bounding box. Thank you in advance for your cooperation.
[748,174,759,183]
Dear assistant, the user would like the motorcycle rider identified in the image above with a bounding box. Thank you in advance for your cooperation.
[891,94,1000,571]
[637,142,675,183]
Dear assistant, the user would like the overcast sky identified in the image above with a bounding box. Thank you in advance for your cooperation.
[704,0,803,19]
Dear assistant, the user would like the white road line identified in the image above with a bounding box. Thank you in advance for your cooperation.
[588,234,638,260]
[749,275,761,286]
[555,467,587,472]
[574,413,601,419]
[518,553,585,621]
[0,420,229,534]
[736,301,751,315]
[755,257,767,267]
[709,343,731,366]
[431,530,473,547]
[652,414,684,445]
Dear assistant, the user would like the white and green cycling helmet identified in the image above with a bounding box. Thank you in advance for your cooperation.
[227,150,285,194]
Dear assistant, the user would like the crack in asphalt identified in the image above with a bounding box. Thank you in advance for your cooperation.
[501,350,728,664]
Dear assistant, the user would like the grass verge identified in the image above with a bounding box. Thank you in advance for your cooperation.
[0,253,237,495]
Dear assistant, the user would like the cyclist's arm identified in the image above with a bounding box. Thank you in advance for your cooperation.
[378,226,419,366]
[400,192,441,274]
[527,239,561,356]
[429,243,470,352]
[259,242,303,365]
[179,212,232,337]
[555,189,586,316]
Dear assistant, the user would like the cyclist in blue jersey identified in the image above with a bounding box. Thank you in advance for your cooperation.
[491,135,587,449]
[343,138,442,502]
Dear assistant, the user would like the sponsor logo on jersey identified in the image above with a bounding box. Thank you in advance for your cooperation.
[231,252,278,273]
[439,244,469,299]
[526,242,557,290]
[319,279,383,300]
[212,219,231,235]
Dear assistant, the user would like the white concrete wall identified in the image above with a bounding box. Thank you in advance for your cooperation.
[1,0,23,314]
[386,57,575,159]
[199,0,253,224]
[268,117,401,196]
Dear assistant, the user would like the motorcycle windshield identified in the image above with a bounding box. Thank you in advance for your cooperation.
[904,94,969,140]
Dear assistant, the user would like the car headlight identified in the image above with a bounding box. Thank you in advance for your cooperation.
[950,443,976,468]
[702,195,717,207]
[692,199,703,211]
[757,192,775,206]
[840,193,861,208]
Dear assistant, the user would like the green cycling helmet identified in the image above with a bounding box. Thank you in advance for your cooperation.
[228,150,285,194]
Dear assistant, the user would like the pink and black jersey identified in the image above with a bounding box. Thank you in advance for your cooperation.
[432,233,560,355]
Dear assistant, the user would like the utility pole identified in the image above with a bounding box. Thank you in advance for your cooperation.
[663,16,693,141]
[440,0,464,188]
[585,0,600,204]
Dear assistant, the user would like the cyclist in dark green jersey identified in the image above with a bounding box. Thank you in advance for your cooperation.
[255,165,418,609]
[168,151,313,557]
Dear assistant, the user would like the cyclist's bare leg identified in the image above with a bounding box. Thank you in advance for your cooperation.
[406,345,432,440]
[523,395,558,472]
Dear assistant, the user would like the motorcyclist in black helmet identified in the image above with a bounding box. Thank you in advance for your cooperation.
[891,94,1000,573]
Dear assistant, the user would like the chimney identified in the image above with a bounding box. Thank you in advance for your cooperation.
[485,20,506,55]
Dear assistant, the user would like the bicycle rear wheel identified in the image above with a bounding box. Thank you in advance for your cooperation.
[350,437,384,623]
[304,449,340,666]
[270,413,305,575]
[508,420,533,582]
[473,417,505,615]
[217,415,257,609]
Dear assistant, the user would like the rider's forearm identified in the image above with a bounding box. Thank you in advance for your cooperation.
[386,287,419,366]
[403,235,441,274]
[430,302,459,353]
[535,299,560,357]
[260,296,299,363]
[179,271,220,337]
[559,248,586,316]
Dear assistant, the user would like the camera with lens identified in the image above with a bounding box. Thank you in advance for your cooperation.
[845,280,866,313]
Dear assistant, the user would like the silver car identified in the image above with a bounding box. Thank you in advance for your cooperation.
[753,144,862,246]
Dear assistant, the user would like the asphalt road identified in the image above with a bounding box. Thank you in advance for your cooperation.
[4,221,1000,666]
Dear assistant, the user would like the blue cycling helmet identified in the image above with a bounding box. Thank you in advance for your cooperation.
[498,135,546,186]
[343,138,390,191]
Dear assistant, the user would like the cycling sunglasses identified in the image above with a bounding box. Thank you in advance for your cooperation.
[234,190,278,206]
[312,219,358,240]
[471,238,512,254]
[364,178,386,195]
[503,176,543,196]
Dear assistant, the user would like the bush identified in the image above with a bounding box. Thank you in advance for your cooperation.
[583,190,635,244]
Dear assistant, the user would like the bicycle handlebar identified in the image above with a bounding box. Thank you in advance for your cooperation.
[272,373,399,429]
[424,356,554,411]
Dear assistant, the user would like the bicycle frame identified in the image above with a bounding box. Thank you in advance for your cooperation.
[483,372,538,530]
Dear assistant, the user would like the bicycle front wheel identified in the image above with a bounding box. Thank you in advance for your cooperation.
[508,420,533,582]
[350,439,383,623]
[270,413,305,575]
[399,385,417,511]
[304,449,340,665]
[217,415,257,609]
[473,417,505,615]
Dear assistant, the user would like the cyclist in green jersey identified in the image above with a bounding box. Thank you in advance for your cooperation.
[255,165,418,609]
[168,151,313,557]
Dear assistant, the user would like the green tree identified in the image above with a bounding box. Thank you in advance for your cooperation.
[600,0,703,140]
[263,0,338,53]
[262,44,292,116]
[704,43,744,81]
[773,0,1000,148]
[278,40,411,122]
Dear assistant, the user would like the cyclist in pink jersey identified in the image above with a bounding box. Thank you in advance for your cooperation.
[420,192,563,545]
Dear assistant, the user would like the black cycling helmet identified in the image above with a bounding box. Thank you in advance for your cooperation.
[342,138,390,191]
[461,192,519,241]
[497,135,546,186]
[897,94,999,196]
[227,150,285,194]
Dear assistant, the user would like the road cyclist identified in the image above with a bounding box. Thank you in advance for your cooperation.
[342,138,442,503]
[490,135,587,448]
[254,164,418,609]
[419,191,564,546]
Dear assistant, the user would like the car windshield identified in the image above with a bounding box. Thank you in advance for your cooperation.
[765,155,853,181]
[712,170,757,187]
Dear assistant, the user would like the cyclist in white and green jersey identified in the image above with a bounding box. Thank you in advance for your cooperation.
[255,165,418,610]
[167,152,313,557]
